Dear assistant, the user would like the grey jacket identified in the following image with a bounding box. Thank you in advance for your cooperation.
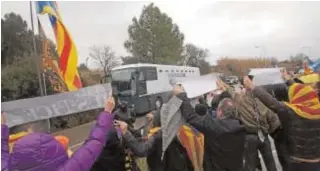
[123,130,193,171]
[123,130,160,157]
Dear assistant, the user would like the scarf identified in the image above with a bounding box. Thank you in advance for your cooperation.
[285,83,320,119]
[148,125,204,171]
[9,131,30,152]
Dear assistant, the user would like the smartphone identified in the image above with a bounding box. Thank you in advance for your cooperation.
[113,120,119,126]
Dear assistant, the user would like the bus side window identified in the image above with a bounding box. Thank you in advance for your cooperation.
[146,67,157,81]
[139,72,145,81]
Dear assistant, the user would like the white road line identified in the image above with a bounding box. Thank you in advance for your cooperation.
[70,142,84,150]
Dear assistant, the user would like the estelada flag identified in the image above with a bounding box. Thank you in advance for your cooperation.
[36,1,82,91]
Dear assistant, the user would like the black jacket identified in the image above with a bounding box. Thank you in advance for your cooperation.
[177,93,245,171]
[90,127,140,171]
[252,86,320,160]
[123,130,193,171]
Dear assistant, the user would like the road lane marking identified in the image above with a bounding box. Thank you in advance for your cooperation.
[70,141,84,151]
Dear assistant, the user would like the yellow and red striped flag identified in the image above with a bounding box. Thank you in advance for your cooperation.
[147,125,204,171]
[36,1,82,91]
[177,125,204,171]
[285,83,320,119]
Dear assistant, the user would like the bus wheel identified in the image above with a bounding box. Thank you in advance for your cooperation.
[155,97,163,109]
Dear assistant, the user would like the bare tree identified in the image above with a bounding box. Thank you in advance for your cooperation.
[89,45,120,75]
[181,43,209,66]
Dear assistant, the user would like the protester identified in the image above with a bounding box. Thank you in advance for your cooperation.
[198,95,207,106]
[210,91,232,118]
[114,102,135,126]
[116,109,197,171]
[195,104,208,116]
[195,95,210,116]
[269,70,294,171]
[8,131,31,152]
[174,85,245,171]
[243,73,320,171]
[210,95,220,118]
[1,97,115,171]
[90,105,141,171]
[216,78,279,171]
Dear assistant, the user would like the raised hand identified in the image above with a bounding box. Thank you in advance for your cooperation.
[114,120,128,134]
[281,68,291,81]
[173,85,184,95]
[1,112,6,125]
[146,112,154,121]
[216,79,227,91]
[243,76,255,90]
[104,97,115,113]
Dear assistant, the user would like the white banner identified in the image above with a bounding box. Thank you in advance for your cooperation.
[1,83,112,127]
[249,68,285,86]
[178,73,218,98]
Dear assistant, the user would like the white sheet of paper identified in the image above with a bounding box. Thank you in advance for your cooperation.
[249,68,284,86]
[177,73,218,98]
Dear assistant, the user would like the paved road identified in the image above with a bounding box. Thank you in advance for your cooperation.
[53,116,147,151]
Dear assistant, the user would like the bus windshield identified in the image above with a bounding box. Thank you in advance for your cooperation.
[111,69,136,81]
[111,68,137,97]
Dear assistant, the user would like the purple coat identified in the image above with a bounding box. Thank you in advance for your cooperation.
[1,112,114,171]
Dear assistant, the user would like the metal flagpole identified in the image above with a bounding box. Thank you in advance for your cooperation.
[29,1,44,96]
[43,73,47,95]
[37,18,48,96]
[30,1,52,133]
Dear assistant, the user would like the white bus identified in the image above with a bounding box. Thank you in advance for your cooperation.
[106,63,200,115]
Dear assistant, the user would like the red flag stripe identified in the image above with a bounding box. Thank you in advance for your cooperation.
[291,91,318,104]
[292,84,305,99]
[58,23,72,77]
[73,75,82,88]
[296,105,320,115]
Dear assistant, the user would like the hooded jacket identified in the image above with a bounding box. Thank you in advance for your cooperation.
[1,112,114,171]
[177,93,245,171]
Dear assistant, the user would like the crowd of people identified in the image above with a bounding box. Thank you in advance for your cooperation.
[1,68,320,171]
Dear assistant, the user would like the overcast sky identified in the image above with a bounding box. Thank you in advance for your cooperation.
[2,1,320,67]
